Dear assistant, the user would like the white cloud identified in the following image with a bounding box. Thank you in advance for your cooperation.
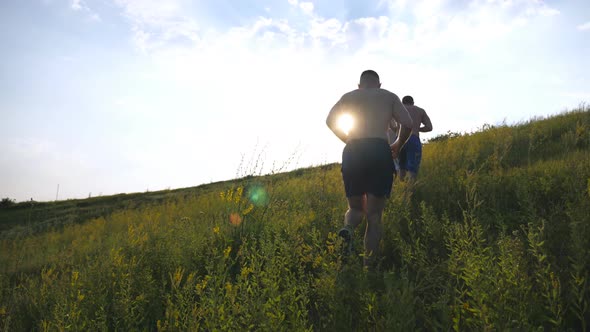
[347,16,390,39]
[110,0,559,57]
[113,0,200,52]
[70,0,101,21]
[299,2,314,15]
[525,2,560,17]
[107,0,568,119]
[71,0,82,11]
[537,7,560,17]
[358,0,560,59]
[578,21,590,31]
[309,18,345,47]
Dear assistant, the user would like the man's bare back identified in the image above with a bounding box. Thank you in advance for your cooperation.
[405,104,432,137]
[398,95,433,180]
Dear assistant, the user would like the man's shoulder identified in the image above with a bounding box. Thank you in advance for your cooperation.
[406,105,425,112]
[378,88,398,98]
[372,88,400,101]
[343,88,398,99]
[341,89,358,98]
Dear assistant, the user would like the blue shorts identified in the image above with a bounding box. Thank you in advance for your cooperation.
[341,138,394,198]
[399,135,422,174]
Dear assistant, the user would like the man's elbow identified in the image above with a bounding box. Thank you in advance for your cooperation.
[419,126,432,133]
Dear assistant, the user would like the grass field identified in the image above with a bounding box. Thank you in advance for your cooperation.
[1,107,589,331]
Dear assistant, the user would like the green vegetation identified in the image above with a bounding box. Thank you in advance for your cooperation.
[1,107,589,331]
[0,180,237,239]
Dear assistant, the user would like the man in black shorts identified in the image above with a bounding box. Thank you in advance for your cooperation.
[326,70,413,267]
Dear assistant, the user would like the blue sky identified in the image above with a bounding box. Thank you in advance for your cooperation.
[1,0,589,202]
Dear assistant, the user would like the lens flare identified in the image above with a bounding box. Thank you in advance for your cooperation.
[248,186,269,207]
[229,213,242,226]
[338,113,354,135]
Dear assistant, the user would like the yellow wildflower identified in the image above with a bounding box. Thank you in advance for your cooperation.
[213,226,220,234]
[327,244,335,254]
[242,204,254,216]
[196,276,210,295]
[313,256,323,268]
[173,267,184,287]
[225,282,233,293]
[223,246,232,258]
[235,187,243,203]
[71,271,79,286]
[240,266,253,279]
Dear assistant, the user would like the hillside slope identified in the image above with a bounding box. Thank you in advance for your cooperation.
[0,107,589,330]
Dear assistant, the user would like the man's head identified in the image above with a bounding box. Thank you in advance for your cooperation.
[402,95,414,105]
[358,70,381,89]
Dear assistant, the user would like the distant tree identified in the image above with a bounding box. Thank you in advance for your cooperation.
[0,197,16,208]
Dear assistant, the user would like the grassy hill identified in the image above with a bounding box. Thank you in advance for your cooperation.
[0,107,589,331]
[0,177,248,239]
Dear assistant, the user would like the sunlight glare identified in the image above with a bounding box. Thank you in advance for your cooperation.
[338,113,354,136]
[248,186,269,207]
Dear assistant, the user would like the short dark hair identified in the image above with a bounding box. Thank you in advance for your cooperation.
[402,95,414,105]
[360,70,380,83]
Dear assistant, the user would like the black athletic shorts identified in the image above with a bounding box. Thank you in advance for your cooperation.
[341,138,394,198]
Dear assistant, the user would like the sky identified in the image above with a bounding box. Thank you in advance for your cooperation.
[1,0,589,202]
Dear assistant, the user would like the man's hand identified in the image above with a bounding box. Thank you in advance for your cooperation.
[390,141,402,159]
[392,126,412,159]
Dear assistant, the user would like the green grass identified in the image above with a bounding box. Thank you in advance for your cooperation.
[0,176,273,239]
[0,107,589,331]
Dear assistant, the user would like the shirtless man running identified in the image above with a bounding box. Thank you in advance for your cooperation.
[326,70,413,267]
[398,95,433,180]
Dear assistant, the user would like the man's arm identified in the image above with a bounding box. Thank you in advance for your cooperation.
[387,119,399,144]
[326,99,348,144]
[388,119,399,132]
[419,111,433,132]
[391,126,412,159]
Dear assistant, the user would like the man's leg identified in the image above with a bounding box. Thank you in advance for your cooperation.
[398,144,408,181]
[405,137,422,181]
[399,169,418,182]
[364,194,386,268]
[399,169,408,181]
[411,149,422,181]
[338,195,365,252]
[341,195,364,232]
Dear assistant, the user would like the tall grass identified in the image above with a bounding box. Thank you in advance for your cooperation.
[0,107,589,330]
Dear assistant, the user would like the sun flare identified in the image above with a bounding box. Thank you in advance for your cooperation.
[338,113,354,136]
